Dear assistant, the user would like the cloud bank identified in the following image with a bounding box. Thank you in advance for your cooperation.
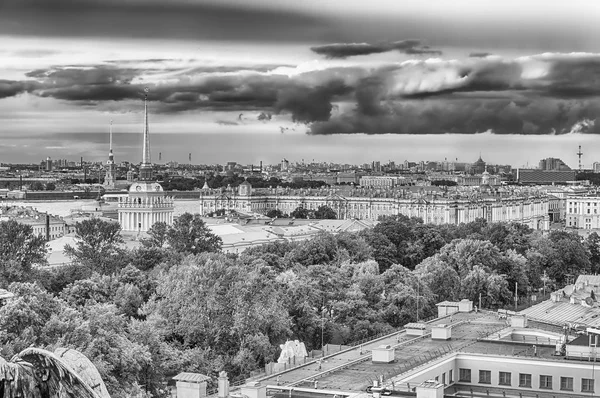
[4,51,600,135]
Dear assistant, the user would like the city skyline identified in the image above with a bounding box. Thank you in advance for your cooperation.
[2,0,600,166]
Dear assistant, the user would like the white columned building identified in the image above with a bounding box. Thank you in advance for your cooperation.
[118,88,174,233]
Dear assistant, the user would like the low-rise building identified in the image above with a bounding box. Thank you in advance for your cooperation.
[0,205,66,240]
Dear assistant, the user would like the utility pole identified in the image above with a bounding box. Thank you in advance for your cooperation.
[515,282,518,312]
[321,297,325,353]
[416,279,420,322]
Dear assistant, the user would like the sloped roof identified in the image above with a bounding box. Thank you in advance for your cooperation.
[173,372,211,383]
[436,301,461,307]
[520,300,600,327]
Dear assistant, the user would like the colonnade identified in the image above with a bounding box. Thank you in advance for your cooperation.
[118,210,173,232]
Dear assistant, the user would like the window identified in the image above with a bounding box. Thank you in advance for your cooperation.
[540,375,552,389]
[449,370,453,384]
[459,368,471,382]
[499,372,511,386]
[479,370,491,384]
[442,373,446,385]
[560,377,573,391]
[582,378,594,393]
[519,373,532,388]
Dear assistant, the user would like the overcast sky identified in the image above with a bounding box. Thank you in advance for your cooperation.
[2,0,600,167]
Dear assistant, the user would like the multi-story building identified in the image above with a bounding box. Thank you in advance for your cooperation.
[0,206,66,240]
[191,277,600,398]
[516,169,577,184]
[565,194,600,229]
[199,182,550,230]
[539,157,571,171]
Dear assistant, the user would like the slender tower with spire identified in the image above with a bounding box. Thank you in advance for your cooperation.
[118,87,174,233]
[104,120,116,189]
[139,87,153,181]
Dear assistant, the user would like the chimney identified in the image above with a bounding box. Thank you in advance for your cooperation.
[45,213,50,241]
[218,371,229,398]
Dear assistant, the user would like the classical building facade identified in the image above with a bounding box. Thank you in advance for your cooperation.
[117,90,174,232]
[199,183,550,230]
[565,194,600,229]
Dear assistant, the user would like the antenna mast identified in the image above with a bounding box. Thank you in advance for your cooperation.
[577,145,583,171]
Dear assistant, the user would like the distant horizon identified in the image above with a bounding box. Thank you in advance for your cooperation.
[2,131,598,171]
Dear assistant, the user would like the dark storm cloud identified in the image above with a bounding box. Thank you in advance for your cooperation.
[310,40,441,59]
[274,79,352,123]
[7,52,600,136]
[469,52,493,58]
[0,0,328,42]
[0,80,31,99]
[308,98,600,135]
[303,53,600,135]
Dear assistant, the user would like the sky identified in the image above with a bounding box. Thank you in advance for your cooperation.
[2,0,600,167]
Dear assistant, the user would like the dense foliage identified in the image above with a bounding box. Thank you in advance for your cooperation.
[0,213,596,398]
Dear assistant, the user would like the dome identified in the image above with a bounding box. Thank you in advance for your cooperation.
[129,181,164,193]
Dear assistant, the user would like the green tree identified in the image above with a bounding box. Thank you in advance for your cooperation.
[586,232,600,274]
[0,282,62,356]
[64,218,126,274]
[0,220,47,284]
[166,213,222,254]
[30,181,44,191]
[314,205,337,219]
[45,182,56,191]
[290,206,310,219]
[359,230,397,273]
[141,221,168,248]
[266,209,285,218]
[415,254,460,302]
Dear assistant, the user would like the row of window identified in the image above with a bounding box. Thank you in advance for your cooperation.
[458,369,593,392]
[568,201,599,207]
[568,208,598,214]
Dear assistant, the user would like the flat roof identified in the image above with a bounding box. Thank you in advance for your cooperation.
[256,311,579,393]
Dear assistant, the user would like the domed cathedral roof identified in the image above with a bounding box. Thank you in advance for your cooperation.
[474,156,486,166]
[129,181,164,193]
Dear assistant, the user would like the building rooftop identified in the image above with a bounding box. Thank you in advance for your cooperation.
[173,372,211,383]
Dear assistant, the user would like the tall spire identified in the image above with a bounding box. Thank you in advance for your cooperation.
[104,120,116,188]
[142,88,151,166]
[139,87,153,181]
[108,120,114,163]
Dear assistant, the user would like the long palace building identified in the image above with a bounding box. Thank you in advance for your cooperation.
[199,182,551,230]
